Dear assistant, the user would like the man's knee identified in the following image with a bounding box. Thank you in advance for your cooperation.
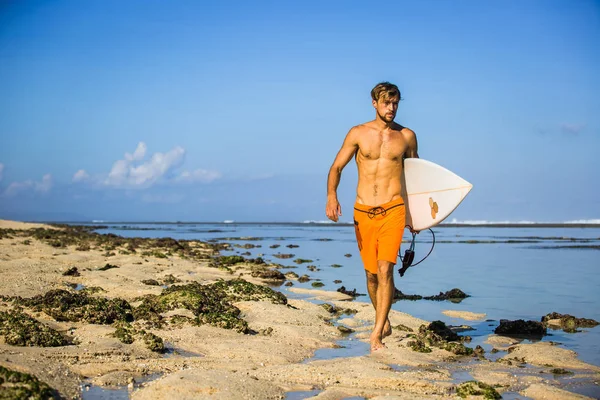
[365,270,378,284]
[377,260,394,279]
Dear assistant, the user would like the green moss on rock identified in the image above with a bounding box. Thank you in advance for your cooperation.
[14,289,133,324]
[0,309,69,347]
[0,365,59,399]
[456,380,501,399]
[112,321,165,353]
[406,322,474,356]
[132,279,286,334]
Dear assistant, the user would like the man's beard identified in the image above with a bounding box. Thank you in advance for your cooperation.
[378,111,395,123]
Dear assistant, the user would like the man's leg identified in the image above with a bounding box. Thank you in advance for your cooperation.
[365,270,392,339]
[370,260,395,351]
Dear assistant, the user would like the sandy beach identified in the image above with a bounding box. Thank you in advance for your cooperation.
[0,220,598,399]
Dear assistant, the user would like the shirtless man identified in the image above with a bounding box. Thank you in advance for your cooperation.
[325,82,419,352]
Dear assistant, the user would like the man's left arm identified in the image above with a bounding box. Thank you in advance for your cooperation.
[404,128,419,159]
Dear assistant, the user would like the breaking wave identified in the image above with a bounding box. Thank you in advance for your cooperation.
[446,218,600,225]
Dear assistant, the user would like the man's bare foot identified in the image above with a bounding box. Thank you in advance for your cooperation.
[370,332,386,352]
[383,319,392,338]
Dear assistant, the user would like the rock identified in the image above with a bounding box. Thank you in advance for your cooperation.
[273,253,294,259]
[427,321,460,342]
[250,268,285,281]
[141,279,161,286]
[474,345,485,358]
[393,288,422,301]
[311,282,325,288]
[297,275,310,283]
[456,381,501,399]
[336,286,365,298]
[423,288,470,302]
[0,309,69,347]
[162,274,181,284]
[293,258,313,264]
[62,267,80,277]
[541,312,599,333]
[495,319,547,337]
[337,326,353,334]
[98,263,119,271]
[0,365,58,399]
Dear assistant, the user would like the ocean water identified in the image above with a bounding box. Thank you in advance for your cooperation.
[88,222,600,367]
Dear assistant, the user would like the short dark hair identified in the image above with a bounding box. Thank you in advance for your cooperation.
[371,82,401,102]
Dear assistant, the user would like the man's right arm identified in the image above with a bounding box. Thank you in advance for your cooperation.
[326,128,359,222]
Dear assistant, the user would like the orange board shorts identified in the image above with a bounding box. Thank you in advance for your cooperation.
[353,198,406,274]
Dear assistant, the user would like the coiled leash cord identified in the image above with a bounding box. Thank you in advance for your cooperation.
[398,227,436,277]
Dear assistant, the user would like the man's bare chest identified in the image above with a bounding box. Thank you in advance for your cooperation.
[357,132,407,161]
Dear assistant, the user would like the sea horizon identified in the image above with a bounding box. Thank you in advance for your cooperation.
[22,218,600,229]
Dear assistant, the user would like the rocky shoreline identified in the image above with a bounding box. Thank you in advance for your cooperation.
[0,220,598,399]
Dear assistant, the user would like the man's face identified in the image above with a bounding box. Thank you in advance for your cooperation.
[373,95,399,123]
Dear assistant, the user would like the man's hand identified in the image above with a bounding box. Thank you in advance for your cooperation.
[407,225,420,234]
[326,197,342,222]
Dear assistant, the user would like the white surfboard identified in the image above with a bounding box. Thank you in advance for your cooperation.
[403,159,472,231]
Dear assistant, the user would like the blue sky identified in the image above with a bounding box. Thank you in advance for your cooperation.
[1,0,599,222]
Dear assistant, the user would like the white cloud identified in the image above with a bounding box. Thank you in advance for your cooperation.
[125,142,147,162]
[3,174,52,197]
[104,143,186,188]
[177,169,222,183]
[35,174,52,193]
[72,169,90,183]
[561,123,586,135]
[73,142,222,190]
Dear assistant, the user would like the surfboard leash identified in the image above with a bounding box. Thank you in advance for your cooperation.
[398,227,436,277]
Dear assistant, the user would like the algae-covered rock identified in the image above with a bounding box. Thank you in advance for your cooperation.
[0,309,69,347]
[162,274,181,284]
[311,282,325,288]
[336,286,365,298]
[14,289,133,325]
[320,304,358,316]
[132,279,287,334]
[211,255,245,267]
[427,320,460,342]
[0,365,59,399]
[62,267,80,277]
[407,339,432,353]
[212,278,287,304]
[393,289,423,301]
[393,324,414,332]
[273,253,294,259]
[141,279,161,286]
[542,312,599,333]
[293,258,313,264]
[250,267,285,281]
[495,319,546,337]
[98,263,119,271]
[112,321,165,353]
[456,380,501,399]
[424,288,470,302]
[549,368,573,375]
[407,322,474,356]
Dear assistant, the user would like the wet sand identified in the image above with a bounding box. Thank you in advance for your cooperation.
[0,220,598,399]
